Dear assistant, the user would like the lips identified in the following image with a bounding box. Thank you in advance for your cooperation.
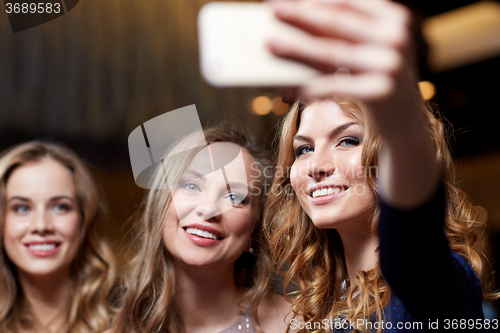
[182,223,224,240]
[24,241,61,257]
[309,184,350,198]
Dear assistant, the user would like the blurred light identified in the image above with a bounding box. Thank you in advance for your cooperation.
[249,96,272,116]
[423,1,500,72]
[418,81,436,100]
[271,96,289,115]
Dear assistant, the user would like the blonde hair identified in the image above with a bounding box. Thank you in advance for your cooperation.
[264,97,499,333]
[0,141,118,333]
[114,126,272,333]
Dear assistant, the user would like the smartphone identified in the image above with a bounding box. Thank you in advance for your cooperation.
[198,2,320,87]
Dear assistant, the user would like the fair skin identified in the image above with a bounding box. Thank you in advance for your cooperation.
[272,0,439,280]
[3,158,81,333]
[163,143,292,333]
[291,101,379,280]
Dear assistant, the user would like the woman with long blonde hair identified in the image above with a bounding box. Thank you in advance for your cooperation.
[0,141,117,332]
[113,127,292,333]
[264,0,498,332]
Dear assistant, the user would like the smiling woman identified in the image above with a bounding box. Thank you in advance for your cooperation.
[0,141,117,333]
[112,127,294,333]
[263,0,499,332]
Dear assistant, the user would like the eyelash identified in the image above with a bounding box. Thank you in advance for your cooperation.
[339,137,361,146]
[53,204,70,212]
[11,204,71,213]
[294,137,361,157]
[180,182,201,192]
[227,193,249,205]
[180,182,248,205]
[13,205,29,213]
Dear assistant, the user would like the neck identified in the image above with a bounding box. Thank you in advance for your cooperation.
[335,214,379,285]
[175,262,245,333]
[17,268,72,332]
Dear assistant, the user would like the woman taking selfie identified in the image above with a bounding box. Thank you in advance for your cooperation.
[113,127,292,333]
[265,0,498,331]
[0,141,117,333]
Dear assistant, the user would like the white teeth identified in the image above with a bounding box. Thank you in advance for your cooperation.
[186,228,218,240]
[311,186,346,198]
[29,244,56,251]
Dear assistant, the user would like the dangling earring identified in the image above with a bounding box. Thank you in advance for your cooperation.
[248,238,254,254]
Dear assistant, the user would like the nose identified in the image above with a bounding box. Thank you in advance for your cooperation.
[194,191,222,221]
[29,209,55,235]
[307,150,336,180]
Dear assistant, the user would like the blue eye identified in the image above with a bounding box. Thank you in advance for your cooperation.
[180,182,201,192]
[339,137,360,146]
[227,193,248,205]
[53,204,70,212]
[14,205,29,214]
[294,145,314,157]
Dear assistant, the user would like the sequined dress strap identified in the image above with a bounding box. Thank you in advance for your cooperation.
[218,309,255,333]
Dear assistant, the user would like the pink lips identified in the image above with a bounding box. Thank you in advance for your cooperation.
[24,241,61,258]
[308,184,349,206]
[182,223,224,247]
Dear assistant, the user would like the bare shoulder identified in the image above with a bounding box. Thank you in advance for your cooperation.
[257,293,299,333]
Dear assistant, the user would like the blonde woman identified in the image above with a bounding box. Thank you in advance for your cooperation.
[264,0,498,332]
[113,127,292,333]
[0,141,117,332]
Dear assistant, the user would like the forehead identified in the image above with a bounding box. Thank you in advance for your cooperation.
[298,100,360,133]
[185,142,261,192]
[6,158,75,197]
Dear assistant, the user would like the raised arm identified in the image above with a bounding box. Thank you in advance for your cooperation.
[267,0,440,207]
[268,0,483,325]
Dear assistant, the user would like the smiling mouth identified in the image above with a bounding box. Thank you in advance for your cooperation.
[25,243,60,251]
[310,186,349,198]
[183,227,223,240]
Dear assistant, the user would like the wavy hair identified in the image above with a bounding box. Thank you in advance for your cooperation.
[264,97,499,333]
[0,141,117,333]
[114,126,272,333]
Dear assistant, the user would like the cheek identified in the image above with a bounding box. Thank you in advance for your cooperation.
[227,209,255,239]
[170,192,195,221]
[57,214,81,256]
[340,153,365,183]
[3,218,23,259]
[163,202,178,236]
[290,163,304,194]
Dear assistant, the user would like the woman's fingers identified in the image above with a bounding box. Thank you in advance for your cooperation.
[268,36,402,74]
[272,0,411,47]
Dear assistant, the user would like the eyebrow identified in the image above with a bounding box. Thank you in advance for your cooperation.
[181,169,206,180]
[7,196,75,203]
[7,196,30,203]
[293,121,359,143]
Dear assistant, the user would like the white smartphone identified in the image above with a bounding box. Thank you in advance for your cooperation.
[198,2,320,87]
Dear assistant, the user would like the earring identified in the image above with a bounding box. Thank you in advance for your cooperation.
[248,238,254,254]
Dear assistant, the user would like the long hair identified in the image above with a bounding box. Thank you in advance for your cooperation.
[114,126,272,333]
[0,141,117,333]
[264,97,499,333]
